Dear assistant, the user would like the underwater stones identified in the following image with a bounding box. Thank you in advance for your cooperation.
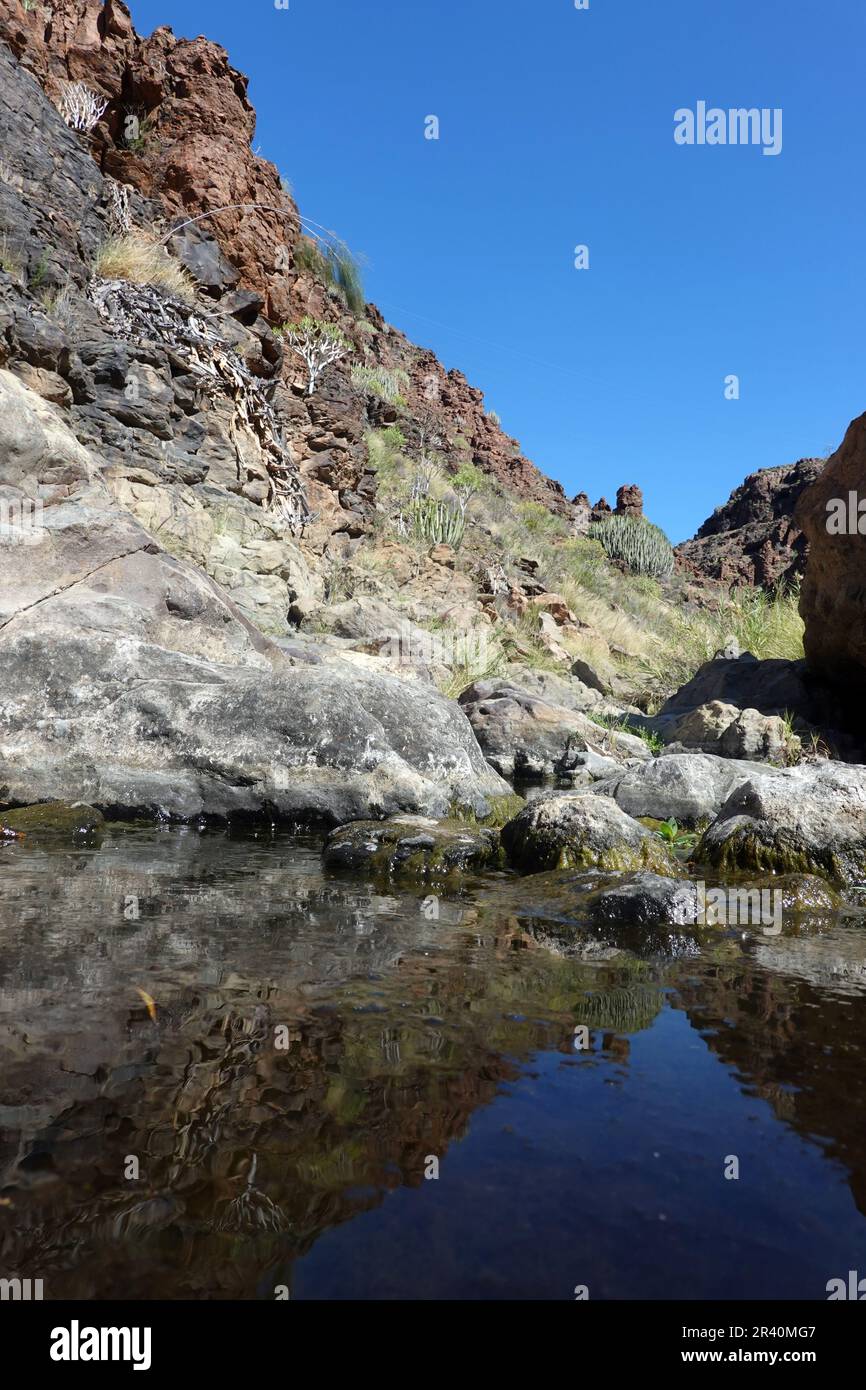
[0,800,104,836]
[322,816,503,880]
[500,793,677,875]
[588,873,700,927]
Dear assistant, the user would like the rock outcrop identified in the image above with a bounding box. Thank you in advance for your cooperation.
[0,370,511,823]
[676,458,824,588]
[0,0,575,514]
[796,412,866,694]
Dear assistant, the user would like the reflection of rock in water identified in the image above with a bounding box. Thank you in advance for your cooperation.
[670,937,866,1217]
[0,827,637,1299]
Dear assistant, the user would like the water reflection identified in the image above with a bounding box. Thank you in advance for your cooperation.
[0,828,865,1299]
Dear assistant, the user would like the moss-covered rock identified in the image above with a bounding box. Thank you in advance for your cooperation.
[0,801,104,837]
[696,764,866,885]
[500,793,678,876]
[322,815,504,881]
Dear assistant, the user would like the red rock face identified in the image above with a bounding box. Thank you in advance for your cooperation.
[675,459,824,589]
[615,484,643,517]
[795,415,866,691]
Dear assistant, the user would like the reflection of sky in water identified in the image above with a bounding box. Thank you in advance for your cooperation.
[0,828,865,1300]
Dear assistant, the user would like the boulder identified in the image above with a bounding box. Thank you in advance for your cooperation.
[796,412,866,694]
[458,680,650,782]
[588,873,699,927]
[0,379,510,826]
[592,752,781,824]
[697,762,866,885]
[660,700,797,763]
[500,793,677,875]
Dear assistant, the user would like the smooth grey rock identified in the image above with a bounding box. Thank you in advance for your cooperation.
[593,752,783,825]
[698,762,866,885]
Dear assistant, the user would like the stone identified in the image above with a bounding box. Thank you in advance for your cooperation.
[458,680,650,782]
[0,800,104,836]
[588,873,699,927]
[697,762,866,885]
[796,412,866,693]
[500,793,677,875]
[661,700,797,763]
[592,752,781,825]
[676,457,823,589]
[322,816,503,880]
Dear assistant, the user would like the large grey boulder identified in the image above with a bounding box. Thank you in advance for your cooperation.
[500,792,677,875]
[593,752,785,824]
[458,679,650,782]
[698,762,866,885]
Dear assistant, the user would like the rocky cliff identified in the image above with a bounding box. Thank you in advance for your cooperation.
[796,414,866,695]
[675,458,824,589]
[0,0,574,514]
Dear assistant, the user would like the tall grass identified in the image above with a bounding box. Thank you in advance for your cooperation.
[642,582,804,696]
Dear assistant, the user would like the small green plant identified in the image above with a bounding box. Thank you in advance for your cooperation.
[591,712,664,754]
[588,513,675,578]
[380,425,405,449]
[654,818,698,850]
[293,235,365,315]
[29,253,49,289]
[0,234,22,279]
[350,363,409,406]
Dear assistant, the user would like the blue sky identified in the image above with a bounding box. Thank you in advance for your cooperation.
[131,0,865,541]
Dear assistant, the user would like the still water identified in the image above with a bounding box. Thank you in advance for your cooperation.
[1,826,865,1299]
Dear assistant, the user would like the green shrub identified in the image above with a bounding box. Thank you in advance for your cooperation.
[294,235,365,315]
[588,513,675,578]
[350,364,409,405]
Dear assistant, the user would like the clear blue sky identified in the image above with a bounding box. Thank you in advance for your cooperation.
[131,0,865,541]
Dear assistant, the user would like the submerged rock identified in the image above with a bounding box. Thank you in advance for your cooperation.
[698,762,866,885]
[500,793,677,875]
[588,873,700,927]
[322,816,504,880]
[0,801,104,836]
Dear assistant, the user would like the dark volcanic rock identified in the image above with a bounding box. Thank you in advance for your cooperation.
[676,458,824,588]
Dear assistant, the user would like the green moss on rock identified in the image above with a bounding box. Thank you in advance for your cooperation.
[1,801,104,837]
[323,815,505,881]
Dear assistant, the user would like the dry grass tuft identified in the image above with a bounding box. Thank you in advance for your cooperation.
[94,230,195,302]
